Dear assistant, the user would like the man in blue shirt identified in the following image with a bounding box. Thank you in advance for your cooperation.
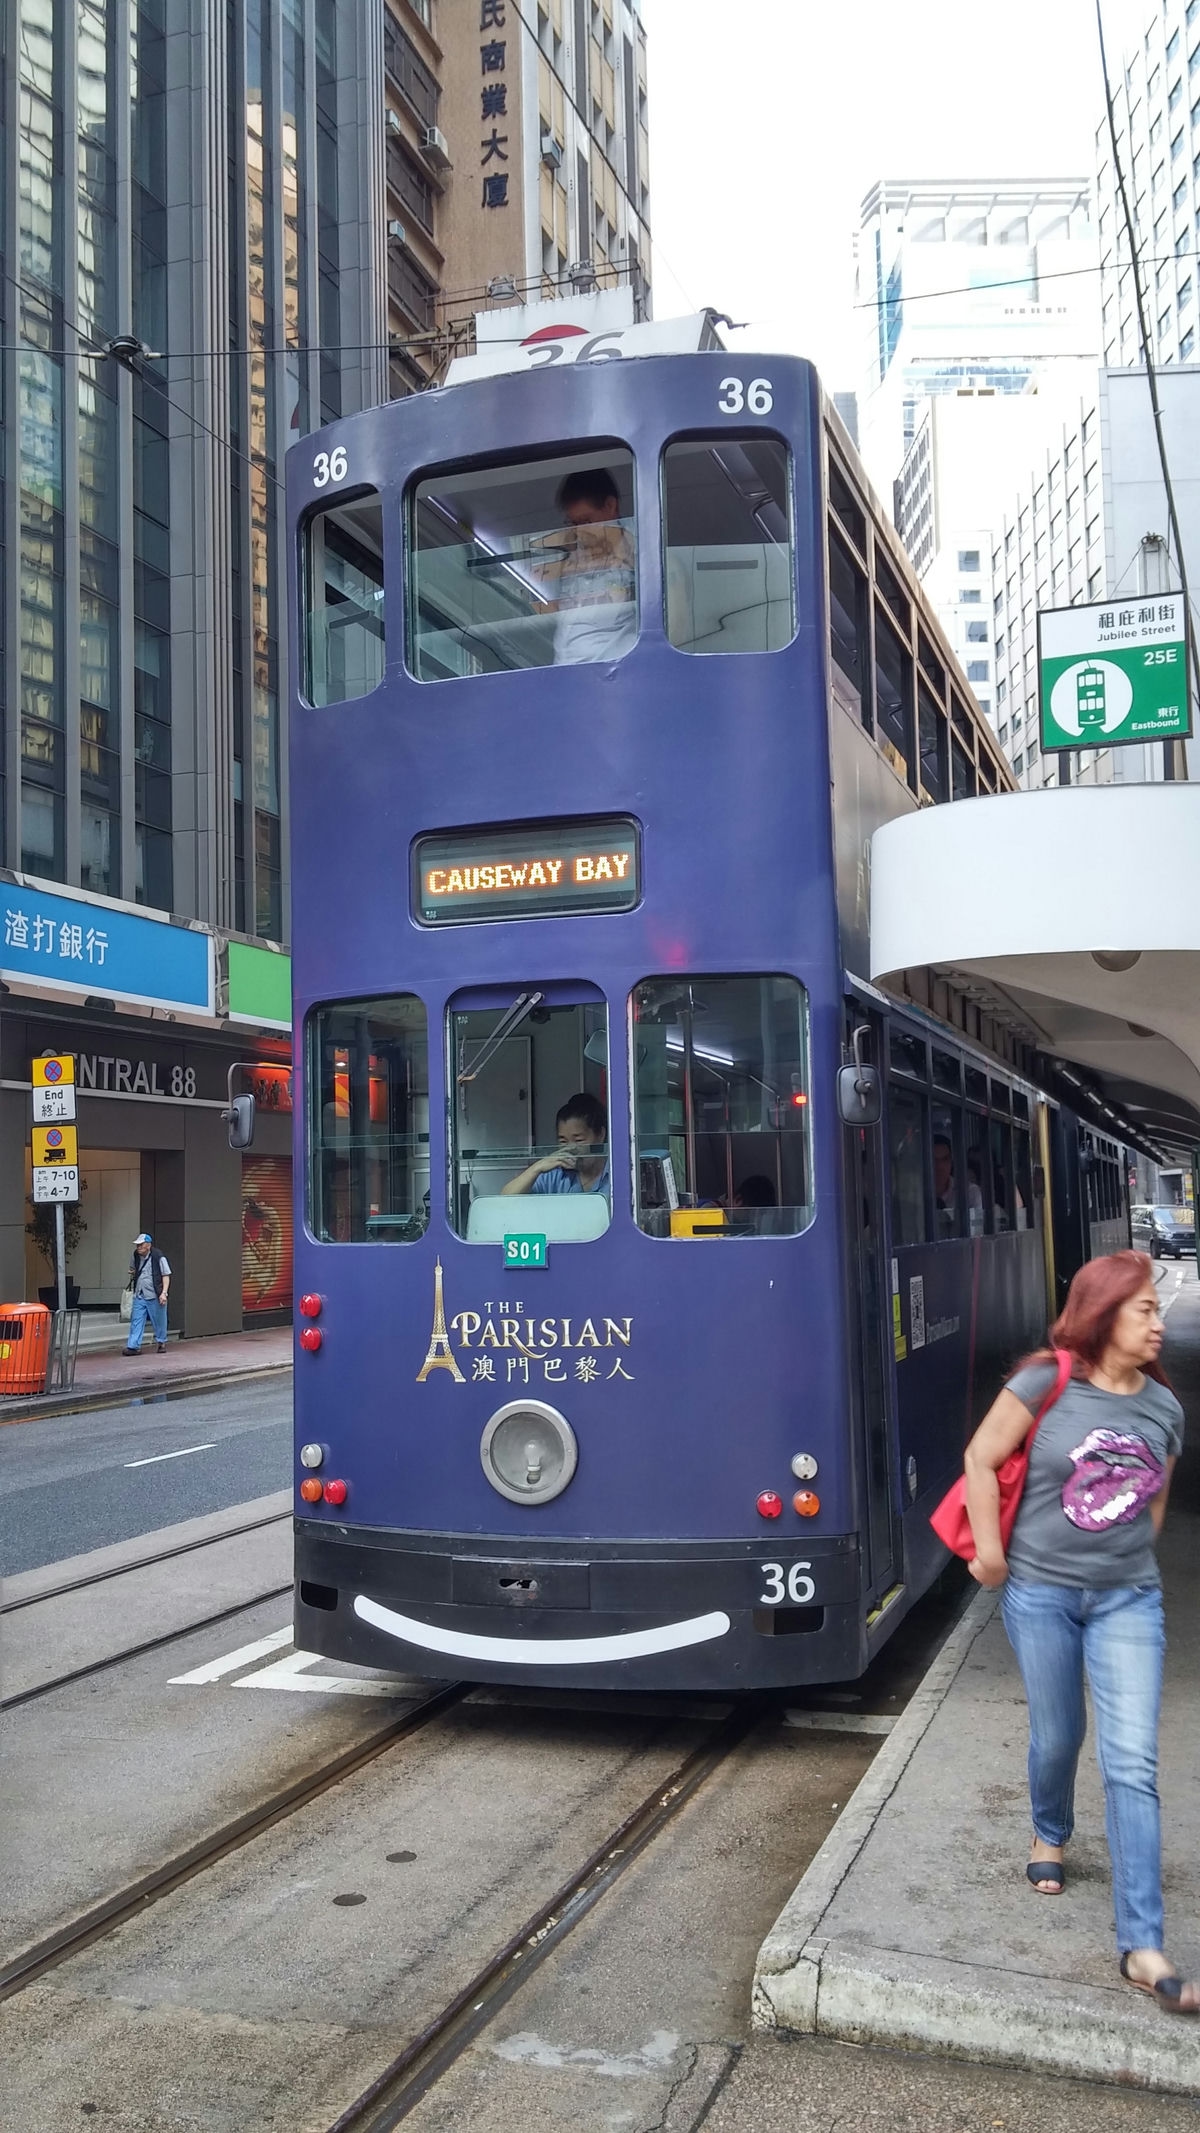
[501,1092,609,1199]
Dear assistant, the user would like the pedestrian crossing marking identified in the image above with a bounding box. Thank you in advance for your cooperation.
[170,1624,424,1697]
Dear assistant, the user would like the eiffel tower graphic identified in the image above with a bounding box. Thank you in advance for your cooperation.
[416,1257,465,1383]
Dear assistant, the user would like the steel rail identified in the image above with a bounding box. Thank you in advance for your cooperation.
[1,1508,291,1614]
[322,1695,770,2133]
[0,1680,466,2001]
[0,1582,294,1712]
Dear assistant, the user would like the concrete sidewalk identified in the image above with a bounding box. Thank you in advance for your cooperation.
[0,1324,291,1422]
[754,1267,1200,2097]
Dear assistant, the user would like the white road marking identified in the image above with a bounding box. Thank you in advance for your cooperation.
[783,1710,896,1735]
[1161,1272,1186,1320]
[125,1442,215,1468]
[233,1647,424,1696]
[169,1625,292,1684]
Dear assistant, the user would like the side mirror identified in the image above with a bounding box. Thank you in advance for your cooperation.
[224,1093,256,1150]
[838,1062,881,1127]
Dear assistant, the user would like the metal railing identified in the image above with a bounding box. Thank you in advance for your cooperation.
[48,1307,82,1391]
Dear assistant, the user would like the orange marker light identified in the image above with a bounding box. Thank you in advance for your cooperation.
[793,1490,821,1517]
[299,1477,323,1503]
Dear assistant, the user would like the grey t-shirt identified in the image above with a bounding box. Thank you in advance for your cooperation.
[1005,1359,1184,1589]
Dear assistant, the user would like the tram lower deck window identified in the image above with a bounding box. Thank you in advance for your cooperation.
[631,975,813,1238]
[448,987,611,1243]
[408,447,637,680]
[308,997,429,1242]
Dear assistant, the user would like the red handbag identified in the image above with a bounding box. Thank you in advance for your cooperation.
[930,1348,1071,1561]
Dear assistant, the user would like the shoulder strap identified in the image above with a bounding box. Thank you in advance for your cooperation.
[1029,1348,1072,1437]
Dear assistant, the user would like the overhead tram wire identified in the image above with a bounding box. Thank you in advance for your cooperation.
[1096,0,1198,781]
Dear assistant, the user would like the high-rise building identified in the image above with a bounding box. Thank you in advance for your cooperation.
[1096,0,1200,370]
[0,0,384,1327]
[383,0,651,394]
[857,179,1100,504]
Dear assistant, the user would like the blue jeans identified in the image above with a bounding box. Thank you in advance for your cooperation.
[127,1294,167,1349]
[1001,1578,1165,1953]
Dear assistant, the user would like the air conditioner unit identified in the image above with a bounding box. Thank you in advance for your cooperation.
[540,134,563,169]
[386,110,402,135]
[387,220,408,244]
[421,124,451,171]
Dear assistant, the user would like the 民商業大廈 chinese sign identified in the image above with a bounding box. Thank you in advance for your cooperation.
[0,881,214,1014]
[1038,594,1191,752]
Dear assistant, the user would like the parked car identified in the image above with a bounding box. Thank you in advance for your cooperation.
[1131,1204,1196,1259]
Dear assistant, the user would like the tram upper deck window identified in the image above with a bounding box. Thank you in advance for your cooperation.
[407,447,637,680]
[308,996,429,1242]
[631,975,813,1238]
[829,529,869,728]
[662,437,795,655]
[874,609,912,784]
[448,986,610,1243]
[303,492,386,706]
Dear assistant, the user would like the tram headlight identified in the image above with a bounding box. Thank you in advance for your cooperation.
[791,1453,818,1481]
[300,1443,325,1469]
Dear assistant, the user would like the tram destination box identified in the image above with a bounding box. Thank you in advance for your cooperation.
[413,815,640,925]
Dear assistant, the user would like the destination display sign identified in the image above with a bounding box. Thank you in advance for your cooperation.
[413,817,640,925]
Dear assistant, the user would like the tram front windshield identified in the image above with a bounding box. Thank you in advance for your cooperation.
[450,988,611,1244]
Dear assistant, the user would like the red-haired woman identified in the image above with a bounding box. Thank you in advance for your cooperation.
[964,1250,1193,2011]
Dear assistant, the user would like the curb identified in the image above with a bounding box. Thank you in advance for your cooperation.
[753,1587,997,2032]
[0,1360,292,1425]
[752,1586,1200,2096]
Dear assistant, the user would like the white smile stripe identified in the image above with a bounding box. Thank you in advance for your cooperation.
[353,1594,731,1666]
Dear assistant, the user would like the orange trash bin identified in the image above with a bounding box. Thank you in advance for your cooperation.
[0,1304,52,1395]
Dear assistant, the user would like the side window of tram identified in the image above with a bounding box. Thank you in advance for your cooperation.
[303,492,386,706]
[447,989,611,1244]
[661,436,795,655]
[407,447,637,680]
[630,975,813,1238]
[888,1087,928,1247]
[308,997,429,1243]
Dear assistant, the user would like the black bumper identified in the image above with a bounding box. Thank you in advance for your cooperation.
[294,1521,867,1691]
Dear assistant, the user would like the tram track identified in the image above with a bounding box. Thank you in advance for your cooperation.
[0,1678,468,2003]
[321,1696,769,2133]
[0,1579,294,1712]
[0,1506,291,1614]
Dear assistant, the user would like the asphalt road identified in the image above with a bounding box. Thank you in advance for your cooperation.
[0,1378,292,1575]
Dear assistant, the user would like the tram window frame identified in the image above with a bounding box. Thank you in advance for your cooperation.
[951,694,975,743]
[932,1102,966,1239]
[932,1048,961,1093]
[918,630,946,697]
[1012,1090,1030,1122]
[890,1027,928,1081]
[951,734,977,801]
[964,1065,988,1107]
[964,1107,989,1236]
[874,546,911,636]
[978,756,998,793]
[406,444,638,682]
[661,434,796,657]
[989,1116,1015,1232]
[829,525,871,730]
[629,973,814,1240]
[1012,1125,1034,1230]
[918,681,948,804]
[888,1082,930,1246]
[989,1079,1011,1113]
[828,457,867,555]
[874,605,915,787]
[307,995,430,1244]
[302,488,387,708]
[446,984,611,1245]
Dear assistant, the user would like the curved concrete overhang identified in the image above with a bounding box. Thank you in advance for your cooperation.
[870,785,1200,1146]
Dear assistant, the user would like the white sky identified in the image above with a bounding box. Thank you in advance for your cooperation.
[640,0,1152,392]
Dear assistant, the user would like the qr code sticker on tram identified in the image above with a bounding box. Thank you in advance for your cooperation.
[909,1275,926,1350]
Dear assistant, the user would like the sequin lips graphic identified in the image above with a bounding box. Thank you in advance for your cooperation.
[1061,1429,1166,1531]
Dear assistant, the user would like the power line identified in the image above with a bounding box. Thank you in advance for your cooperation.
[1096,0,1197,782]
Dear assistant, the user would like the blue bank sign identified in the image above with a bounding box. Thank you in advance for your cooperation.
[0,880,213,1014]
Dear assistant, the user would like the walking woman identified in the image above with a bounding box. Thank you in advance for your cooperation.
[964,1250,1196,2012]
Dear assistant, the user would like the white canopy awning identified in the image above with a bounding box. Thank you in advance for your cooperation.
[870,785,1200,1151]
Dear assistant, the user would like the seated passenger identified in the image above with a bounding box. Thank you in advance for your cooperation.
[734,1174,777,1208]
[501,1092,610,1198]
[934,1134,983,1236]
[533,468,637,667]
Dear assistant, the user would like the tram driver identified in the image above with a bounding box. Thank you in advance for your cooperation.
[533,468,637,667]
[502,1092,610,1199]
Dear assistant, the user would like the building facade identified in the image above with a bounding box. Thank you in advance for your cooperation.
[1096,0,1200,371]
[383,0,651,394]
[857,179,1100,506]
[0,0,385,1324]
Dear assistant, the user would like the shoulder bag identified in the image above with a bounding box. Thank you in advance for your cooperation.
[930,1347,1071,1561]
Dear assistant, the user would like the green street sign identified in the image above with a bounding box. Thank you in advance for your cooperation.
[503,1233,547,1268]
[1038,594,1190,752]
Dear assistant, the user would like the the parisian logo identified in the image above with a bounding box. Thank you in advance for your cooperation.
[417,1259,635,1389]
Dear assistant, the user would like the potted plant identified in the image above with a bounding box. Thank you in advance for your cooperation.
[26,1195,88,1309]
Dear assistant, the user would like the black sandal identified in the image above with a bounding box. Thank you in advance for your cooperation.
[1120,1953,1200,2013]
[1025,1859,1065,1892]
